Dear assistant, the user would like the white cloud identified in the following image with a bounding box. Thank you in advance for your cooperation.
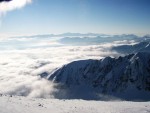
[0,36,135,98]
[0,0,32,14]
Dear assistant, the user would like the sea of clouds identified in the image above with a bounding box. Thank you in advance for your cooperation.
[0,35,138,98]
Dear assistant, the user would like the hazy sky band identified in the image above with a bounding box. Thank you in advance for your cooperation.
[0,0,150,36]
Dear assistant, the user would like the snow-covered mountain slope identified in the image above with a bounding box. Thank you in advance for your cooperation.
[139,43,150,52]
[0,95,150,113]
[48,52,150,100]
[112,41,150,54]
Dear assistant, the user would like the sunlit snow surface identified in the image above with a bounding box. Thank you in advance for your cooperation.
[0,95,150,113]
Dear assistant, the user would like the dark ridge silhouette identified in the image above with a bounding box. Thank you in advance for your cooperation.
[0,0,12,2]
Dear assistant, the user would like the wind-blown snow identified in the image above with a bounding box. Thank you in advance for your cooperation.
[0,0,32,14]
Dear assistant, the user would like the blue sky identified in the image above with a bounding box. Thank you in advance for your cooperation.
[0,0,150,36]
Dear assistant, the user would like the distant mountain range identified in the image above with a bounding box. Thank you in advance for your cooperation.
[47,52,150,100]
[12,33,149,39]
[11,33,105,38]
[59,34,142,45]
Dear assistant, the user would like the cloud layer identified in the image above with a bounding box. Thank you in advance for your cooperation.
[0,0,32,14]
[0,36,137,98]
